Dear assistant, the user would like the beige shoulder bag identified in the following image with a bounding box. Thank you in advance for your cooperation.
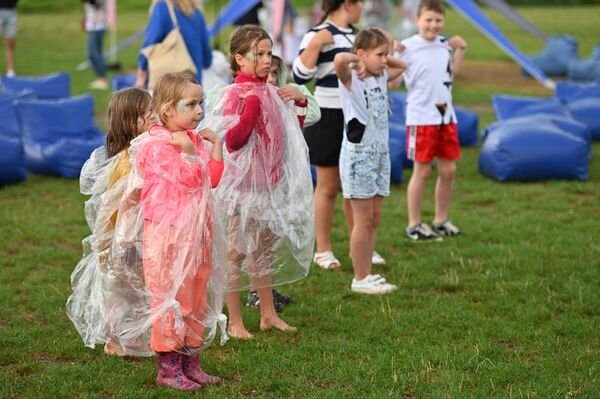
[141,0,197,89]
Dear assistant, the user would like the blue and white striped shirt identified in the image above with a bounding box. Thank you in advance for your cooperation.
[292,21,356,109]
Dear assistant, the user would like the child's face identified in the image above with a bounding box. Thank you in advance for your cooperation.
[268,58,280,86]
[416,9,445,41]
[236,38,273,79]
[137,103,155,134]
[166,82,204,131]
[359,43,389,77]
[345,1,363,25]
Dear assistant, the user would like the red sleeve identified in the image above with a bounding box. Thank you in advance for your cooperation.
[225,95,261,152]
[208,159,224,188]
[294,98,308,129]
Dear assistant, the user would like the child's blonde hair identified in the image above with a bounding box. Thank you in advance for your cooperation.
[106,88,152,157]
[229,25,272,75]
[352,28,389,53]
[152,72,200,126]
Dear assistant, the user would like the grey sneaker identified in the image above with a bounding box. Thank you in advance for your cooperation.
[405,223,443,242]
[432,220,460,237]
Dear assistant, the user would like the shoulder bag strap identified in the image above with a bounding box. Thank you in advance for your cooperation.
[165,0,179,29]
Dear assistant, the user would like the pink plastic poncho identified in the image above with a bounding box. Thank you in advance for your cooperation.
[67,124,230,356]
[207,74,315,292]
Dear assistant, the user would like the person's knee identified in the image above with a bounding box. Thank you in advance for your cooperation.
[412,164,432,181]
[316,183,339,199]
[7,39,15,50]
[439,162,457,182]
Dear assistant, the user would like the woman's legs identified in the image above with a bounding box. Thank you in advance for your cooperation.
[314,166,341,256]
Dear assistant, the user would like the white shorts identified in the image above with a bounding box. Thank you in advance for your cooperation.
[0,9,17,39]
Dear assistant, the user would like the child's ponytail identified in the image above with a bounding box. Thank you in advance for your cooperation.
[106,88,152,157]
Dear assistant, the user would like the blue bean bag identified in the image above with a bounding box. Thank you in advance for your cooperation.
[15,95,105,178]
[0,136,27,186]
[455,106,479,146]
[527,35,579,77]
[388,137,404,183]
[389,122,412,169]
[564,97,600,140]
[111,74,137,91]
[0,72,70,99]
[310,164,316,186]
[479,120,589,181]
[492,94,570,121]
[389,91,407,125]
[555,80,600,103]
[567,59,600,82]
[0,89,35,186]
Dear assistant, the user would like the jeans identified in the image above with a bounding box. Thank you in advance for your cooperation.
[87,29,106,78]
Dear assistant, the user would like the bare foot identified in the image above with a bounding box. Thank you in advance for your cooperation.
[104,341,125,357]
[227,324,254,340]
[260,316,298,332]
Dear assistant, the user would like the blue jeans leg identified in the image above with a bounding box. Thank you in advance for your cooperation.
[87,30,106,78]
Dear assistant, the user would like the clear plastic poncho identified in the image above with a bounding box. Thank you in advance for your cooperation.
[207,81,315,292]
[67,122,231,356]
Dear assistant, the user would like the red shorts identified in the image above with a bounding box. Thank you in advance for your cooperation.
[406,124,461,163]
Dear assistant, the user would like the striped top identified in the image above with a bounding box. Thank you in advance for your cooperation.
[292,21,356,109]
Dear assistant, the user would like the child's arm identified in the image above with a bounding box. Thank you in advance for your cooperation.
[334,52,364,90]
[277,86,308,128]
[386,55,406,82]
[448,35,468,76]
[293,29,334,83]
[199,128,224,188]
[225,92,261,152]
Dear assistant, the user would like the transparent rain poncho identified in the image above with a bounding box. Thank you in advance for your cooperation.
[67,121,232,356]
[207,81,315,292]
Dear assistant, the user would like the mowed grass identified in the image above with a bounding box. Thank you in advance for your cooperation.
[1,6,600,399]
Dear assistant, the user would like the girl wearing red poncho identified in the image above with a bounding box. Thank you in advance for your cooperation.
[208,25,315,340]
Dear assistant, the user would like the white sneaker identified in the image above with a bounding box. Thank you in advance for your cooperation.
[313,251,342,269]
[372,251,386,265]
[351,274,397,295]
[6,70,15,78]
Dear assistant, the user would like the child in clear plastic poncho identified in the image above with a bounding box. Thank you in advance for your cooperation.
[67,87,154,356]
[207,25,315,340]
[130,72,230,391]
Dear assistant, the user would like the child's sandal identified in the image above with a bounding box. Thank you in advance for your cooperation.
[313,251,342,270]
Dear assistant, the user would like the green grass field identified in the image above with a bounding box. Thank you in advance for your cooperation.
[1,5,600,399]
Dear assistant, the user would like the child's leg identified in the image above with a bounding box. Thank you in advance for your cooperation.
[248,226,295,332]
[433,159,457,224]
[349,198,376,281]
[406,161,432,226]
[369,195,384,256]
[225,217,253,339]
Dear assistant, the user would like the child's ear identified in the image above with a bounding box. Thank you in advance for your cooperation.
[356,48,366,58]
[234,53,245,69]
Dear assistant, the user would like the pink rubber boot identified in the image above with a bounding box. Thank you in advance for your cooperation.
[155,351,201,391]
[182,351,222,386]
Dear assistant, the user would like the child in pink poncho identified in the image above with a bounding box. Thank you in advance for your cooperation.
[133,72,225,392]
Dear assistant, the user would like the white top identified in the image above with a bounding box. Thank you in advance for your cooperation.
[338,69,388,126]
[292,21,356,109]
[84,2,107,32]
[399,34,457,126]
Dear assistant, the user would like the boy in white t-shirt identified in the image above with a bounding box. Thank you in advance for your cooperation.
[398,0,467,241]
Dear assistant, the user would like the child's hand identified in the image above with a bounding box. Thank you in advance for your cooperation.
[448,36,467,51]
[239,90,257,99]
[277,86,306,103]
[394,40,406,53]
[350,60,367,80]
[167,131,196,155]
[312,29,334,47]
[199,128,221,144]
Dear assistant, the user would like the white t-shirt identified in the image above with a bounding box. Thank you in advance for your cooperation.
[338,69,388,127]
[399,34,457,126]
[84,2,107,32]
